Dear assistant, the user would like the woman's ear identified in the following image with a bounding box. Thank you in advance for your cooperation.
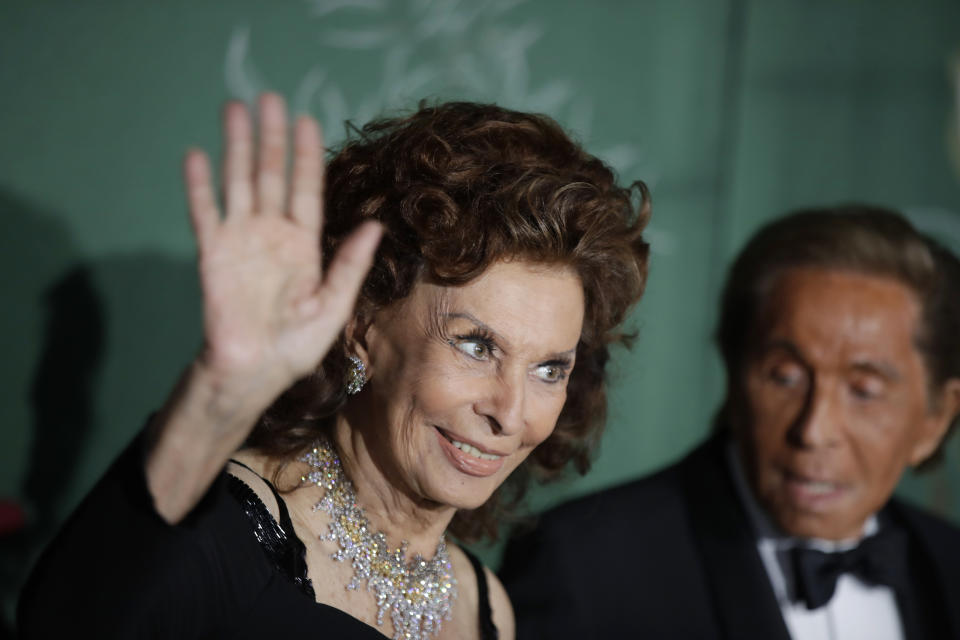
[344,314,376,379]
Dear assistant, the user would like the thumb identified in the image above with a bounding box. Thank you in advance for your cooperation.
[299,221,382,324]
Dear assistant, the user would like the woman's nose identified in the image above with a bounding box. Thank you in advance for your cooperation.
[476,372,526,436]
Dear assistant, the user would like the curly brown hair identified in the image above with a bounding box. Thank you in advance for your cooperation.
[248,101,650,541]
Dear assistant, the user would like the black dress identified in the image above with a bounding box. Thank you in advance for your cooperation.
[18,434,499,639]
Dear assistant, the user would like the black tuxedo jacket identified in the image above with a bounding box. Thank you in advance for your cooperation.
[500,436,960,639]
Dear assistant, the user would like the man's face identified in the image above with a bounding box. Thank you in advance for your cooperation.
[735,267,955,540]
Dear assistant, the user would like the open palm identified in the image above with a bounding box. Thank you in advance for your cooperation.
[184,94,380,400]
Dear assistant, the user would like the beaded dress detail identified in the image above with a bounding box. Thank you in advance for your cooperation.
[226,465,315,599]
[301,437,457,640]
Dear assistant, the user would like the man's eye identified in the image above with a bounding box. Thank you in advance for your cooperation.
[768,365,804,387]
[850,378,885,401]
[455,340,490,360]
[851,386,877,400]
[535,364,567,383]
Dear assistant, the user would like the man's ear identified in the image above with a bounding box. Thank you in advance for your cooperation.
[910,378,960,466]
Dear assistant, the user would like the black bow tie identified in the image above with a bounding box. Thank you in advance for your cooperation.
[790,529,909,610]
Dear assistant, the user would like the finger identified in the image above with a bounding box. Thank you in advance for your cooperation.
[222,101,254,219]
[289,115,322,232]
[255,93,288,216]
[183,150,220,250]
[300,221,382,320]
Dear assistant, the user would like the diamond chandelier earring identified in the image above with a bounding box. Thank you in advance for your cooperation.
[345,355,367,395]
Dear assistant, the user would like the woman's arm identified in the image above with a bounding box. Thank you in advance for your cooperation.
[145,94,381,523]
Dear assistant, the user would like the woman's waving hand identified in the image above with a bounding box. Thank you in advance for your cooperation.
[147,94,381,523]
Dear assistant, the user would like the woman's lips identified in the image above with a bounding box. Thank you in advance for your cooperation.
[434,428,506,477]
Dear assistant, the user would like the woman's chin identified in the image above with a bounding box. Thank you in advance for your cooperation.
[414,461,504,512]
[424,474,501,512]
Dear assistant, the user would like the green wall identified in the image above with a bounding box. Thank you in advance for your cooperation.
[3,0,960,628]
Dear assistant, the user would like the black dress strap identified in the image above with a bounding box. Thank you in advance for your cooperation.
[461,547,499,640]
[228,459,295,530]
[228,461,499,638]
[226,459,314,598]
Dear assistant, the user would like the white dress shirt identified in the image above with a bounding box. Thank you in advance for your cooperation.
[726,443,905,640]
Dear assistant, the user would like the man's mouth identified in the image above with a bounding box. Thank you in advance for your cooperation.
[781,470,848,504]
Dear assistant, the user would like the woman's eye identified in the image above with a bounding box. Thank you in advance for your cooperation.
[455,340,490,360]
[535,364,566,383]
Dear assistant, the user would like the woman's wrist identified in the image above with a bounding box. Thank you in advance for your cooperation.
[187,352,289,424]
[144,358,282,523]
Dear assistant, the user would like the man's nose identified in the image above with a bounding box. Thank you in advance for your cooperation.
[787,379,841,448]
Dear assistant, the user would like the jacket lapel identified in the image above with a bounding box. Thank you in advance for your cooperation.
[681,437,792,640]
[887,500,960,639]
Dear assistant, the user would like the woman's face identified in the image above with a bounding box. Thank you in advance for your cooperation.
[352,260,585,511]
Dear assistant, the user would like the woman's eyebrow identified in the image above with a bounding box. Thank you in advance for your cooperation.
[543,349,578,362]
[540,346,579,367]
[444,311,578,360]
[443,312,504,342]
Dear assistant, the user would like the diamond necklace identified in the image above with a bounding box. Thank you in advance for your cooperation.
[300,436,457,640]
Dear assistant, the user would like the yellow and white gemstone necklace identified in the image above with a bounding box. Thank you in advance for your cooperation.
[301,437,457,640]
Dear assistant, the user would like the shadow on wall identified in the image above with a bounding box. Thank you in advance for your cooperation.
[1,190,201,635]
[2,266,104,639]
[0,190,89,638]
[25,266,104,532]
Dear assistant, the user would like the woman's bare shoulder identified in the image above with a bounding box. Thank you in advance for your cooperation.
[225,450,281,521]
[486,567,515,640]
[447,545,515,640]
